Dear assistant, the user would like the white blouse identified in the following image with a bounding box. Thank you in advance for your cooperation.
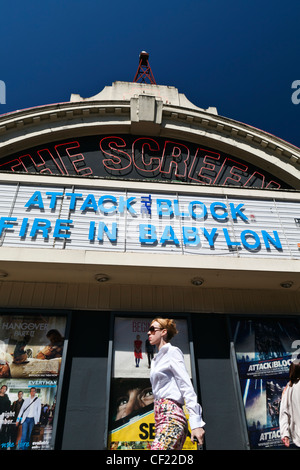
[280,381,300,447]
[150,342,205,430]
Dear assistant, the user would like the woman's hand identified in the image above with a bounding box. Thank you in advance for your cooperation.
[191,427,205,446]
[282,436,290,447]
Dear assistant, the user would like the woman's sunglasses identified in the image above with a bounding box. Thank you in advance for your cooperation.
[148,326,163,334]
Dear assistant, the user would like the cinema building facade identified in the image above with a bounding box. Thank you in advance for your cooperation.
[0,77,300,451]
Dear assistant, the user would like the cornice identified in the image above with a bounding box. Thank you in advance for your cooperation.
[0,91,300,188]
[0,98,299,158]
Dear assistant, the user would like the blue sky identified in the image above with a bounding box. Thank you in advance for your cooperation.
[1,0,300,148]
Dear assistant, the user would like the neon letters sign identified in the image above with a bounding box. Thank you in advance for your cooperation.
[0,135,289,189]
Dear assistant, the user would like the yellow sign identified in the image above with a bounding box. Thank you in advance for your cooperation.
[108,407,197,451]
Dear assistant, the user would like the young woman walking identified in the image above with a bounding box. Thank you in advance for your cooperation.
[148,318,205,450]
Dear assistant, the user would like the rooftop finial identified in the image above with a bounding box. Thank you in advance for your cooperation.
[133,51,156,85]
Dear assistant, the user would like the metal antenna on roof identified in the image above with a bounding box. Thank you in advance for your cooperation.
[133,51,156,85]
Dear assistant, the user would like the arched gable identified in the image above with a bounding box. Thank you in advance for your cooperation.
[0,82,299,190]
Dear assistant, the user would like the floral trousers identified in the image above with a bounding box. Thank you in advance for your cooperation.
[151,398,188,450]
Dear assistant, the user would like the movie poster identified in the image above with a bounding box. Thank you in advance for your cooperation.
[0,313,67,450]
[108,316,197,450]
[231,317,300,449]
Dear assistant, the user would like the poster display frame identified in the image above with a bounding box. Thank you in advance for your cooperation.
[228,313,300,450]
[104,311,201,451]
[0,307,71,450]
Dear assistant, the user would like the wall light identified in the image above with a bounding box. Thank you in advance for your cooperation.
[280,281,293,289]
[191,277,204,286]
[95,274,110,283]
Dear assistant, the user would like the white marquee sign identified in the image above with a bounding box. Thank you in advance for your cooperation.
[0,182,299,259]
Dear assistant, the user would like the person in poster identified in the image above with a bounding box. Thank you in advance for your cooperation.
[16,386,41,450]
[134,335,143,368]
[36,329,65,360]
[0,384,10,412]
[10,391,24,449]
[0,316,66,379]
[111,378,154,422]
[108,377,155,450]
[148,318,205,450]
[0,384,11,447]
[0,380,59,450]
[145,338,155,369]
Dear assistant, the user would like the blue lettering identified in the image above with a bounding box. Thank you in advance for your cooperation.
[157,199,173,217]
[189,201,207,219]
[80,194,98,211]
[98,222,117,242]
[53,219,72,239]
[46,191,64,209]
[30,218,51,238]
[119,196,137,215]
[160,225,179,245]
[141,195,152,215]
[210,202,228,220]
[139,224,157,243]
[19,218,28,237]
[173,200,189,217]
[88,221,96,240]
[262,230,282,250]
[65,192,83,210]
[223,228,240,247]
[229,203,248,222]
[25,191,44,210]
[182,226,200,246]
[241,230,260,250]
[0,217,17,236]
[98,195,118,214]
[201,228,218,247]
